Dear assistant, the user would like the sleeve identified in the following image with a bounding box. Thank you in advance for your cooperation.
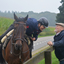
[53,36,64,47]
[33,31,38,41]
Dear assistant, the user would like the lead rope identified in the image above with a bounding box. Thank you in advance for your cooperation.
[19,51,22,62]
[23,52,30,63]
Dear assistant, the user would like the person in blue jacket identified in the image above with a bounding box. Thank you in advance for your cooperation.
[47,23,64,64]
[0,16,49,58]
[26,17,48,58]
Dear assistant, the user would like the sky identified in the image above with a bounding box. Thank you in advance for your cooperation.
[0,0,61,13]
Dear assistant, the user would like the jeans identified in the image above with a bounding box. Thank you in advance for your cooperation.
[60,60,64,64]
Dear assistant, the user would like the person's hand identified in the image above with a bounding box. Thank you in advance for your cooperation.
[30,37,36,41]
[47,41,53,46]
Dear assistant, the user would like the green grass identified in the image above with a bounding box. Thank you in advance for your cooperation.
[0,17,14,35]
[38,51,59,64]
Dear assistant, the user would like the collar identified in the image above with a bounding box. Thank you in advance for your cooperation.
[56,32,60,36]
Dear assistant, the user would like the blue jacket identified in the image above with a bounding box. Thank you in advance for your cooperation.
[53,30,64,61]
[26,18,41,40]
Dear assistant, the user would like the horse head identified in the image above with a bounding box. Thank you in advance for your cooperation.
[13,13,28,51]
[2,13,30,64]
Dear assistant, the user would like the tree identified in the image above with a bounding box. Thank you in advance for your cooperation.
[56,0,64,23]
[4,11,7,13]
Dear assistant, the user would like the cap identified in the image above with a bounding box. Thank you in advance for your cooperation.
[56,23,64,27]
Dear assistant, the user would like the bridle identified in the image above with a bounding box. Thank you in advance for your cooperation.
[10,21,30,62]
[10,22,26,54]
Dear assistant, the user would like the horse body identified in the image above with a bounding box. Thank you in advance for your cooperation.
[2,39,30,64]
[2,13,30,64]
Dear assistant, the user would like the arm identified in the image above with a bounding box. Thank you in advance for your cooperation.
[30,37,36,41]
[32,32,38,41]
[53,37,64,47]
[30,34,38,41]
[47,37,64,47]
[30,31,38,41]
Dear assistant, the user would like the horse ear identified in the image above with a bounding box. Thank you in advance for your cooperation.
[14,13,18,21]
[24,15,28,22]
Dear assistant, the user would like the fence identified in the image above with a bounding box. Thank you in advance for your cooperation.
[23,46,54,64]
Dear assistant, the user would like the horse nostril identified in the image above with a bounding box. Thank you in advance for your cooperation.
[15,44,18,50]
[15,44,22,50]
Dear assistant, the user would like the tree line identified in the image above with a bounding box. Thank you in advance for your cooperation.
[0,11,56,26]
[0,0,64,26]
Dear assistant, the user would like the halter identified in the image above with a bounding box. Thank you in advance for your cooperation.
[10,22,30,62]
[10,21,26,53]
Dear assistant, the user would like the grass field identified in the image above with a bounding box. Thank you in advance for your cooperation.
[0,17,14,35]
[38,51,59,64]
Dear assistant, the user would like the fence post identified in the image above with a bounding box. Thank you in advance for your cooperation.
[44,50,52,64]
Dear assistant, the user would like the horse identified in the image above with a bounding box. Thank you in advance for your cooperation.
[2,13,30,64]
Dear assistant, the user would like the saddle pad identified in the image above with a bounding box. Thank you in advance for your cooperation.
[1,29,14,43]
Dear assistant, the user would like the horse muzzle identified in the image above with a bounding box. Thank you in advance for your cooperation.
[15,44,22,50]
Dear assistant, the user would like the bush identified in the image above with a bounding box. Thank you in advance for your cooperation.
[45,31,55,35]
[39,27,55,36]
[39,32,46,36]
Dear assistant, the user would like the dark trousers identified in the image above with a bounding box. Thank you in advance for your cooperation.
[30,48,32,58]
[29,39,33,58]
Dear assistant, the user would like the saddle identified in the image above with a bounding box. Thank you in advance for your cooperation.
[1,29,14,43]
[1,29,14,50]
[24,34,31,45]
[2,35,12,50]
